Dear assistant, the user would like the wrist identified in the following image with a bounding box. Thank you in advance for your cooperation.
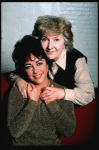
[58,88,65,99]
[62,89,65,99]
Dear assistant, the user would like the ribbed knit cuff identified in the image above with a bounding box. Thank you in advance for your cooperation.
[46,100,60,115]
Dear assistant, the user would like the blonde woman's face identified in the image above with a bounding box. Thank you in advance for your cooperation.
[41,34,65,61]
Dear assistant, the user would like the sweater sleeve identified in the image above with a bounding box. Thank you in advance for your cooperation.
[7,86,39,138]
[46,99,76,137]
[9,70,22,85]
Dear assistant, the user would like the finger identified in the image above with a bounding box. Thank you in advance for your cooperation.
[41,93,51,100]
[30,83,35,88]
[41,95,54,101]
[45,86,54,90]
[41,91,52,99]
[41,90,50,95]
[49,84,53,87]
[40,93,49,100]
[42,87,51,93]
[22,90,27,98]
[20,86,27,98]
[44,98,55,104]
[51,85,53,87]
[27,83,32,93]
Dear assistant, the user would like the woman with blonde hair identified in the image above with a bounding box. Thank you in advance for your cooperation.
[10,15,94,105]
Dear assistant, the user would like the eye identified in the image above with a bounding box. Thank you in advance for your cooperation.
[55,38,59,42]
[41,37,47,42]
[25,66,32,70]
[37,62,43,66]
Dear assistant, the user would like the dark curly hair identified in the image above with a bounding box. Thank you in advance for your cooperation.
[12,35,52,79]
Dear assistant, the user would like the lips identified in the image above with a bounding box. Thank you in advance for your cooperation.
[33,74,42,79]
[46,50,55,54]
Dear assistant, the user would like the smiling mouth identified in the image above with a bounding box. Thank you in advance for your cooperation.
[46,50,55,54]
[33,74,42,79]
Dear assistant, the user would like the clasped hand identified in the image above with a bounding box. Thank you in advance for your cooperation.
[17,79,65,104]
[40,85,65,104]
[27,83,65,104]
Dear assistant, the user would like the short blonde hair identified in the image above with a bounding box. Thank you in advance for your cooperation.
[32,15,73,51]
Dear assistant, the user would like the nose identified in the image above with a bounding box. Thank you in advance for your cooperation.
[47,40,53,50]
[33,66,38,74]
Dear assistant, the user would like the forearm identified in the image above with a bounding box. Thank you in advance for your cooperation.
[46,100,76,137]
[64,82,95,105]
[64,58,95,105]
[9,71,28,98]
[9,71,22,85]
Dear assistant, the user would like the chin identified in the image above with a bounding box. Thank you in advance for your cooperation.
[33,79,44,85]
[47,55,56,60]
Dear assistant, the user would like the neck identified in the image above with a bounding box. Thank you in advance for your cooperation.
[53,48,66,62]
[35,78,50,92]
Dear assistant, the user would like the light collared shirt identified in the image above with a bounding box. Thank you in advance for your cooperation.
[49,49,95,105]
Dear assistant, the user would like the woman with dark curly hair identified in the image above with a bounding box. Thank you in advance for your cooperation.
[7,35,76,146]
[10,15,94,105]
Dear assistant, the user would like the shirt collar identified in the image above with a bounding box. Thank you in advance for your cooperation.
[55,49,66,70]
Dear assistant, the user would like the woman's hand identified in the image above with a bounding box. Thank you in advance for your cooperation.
[40,85,65,104]
[27,83,40,102]
[16,79,28,98]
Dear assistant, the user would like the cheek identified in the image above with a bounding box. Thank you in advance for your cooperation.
[26,69,32,77]
[62,43,65,49]
[61,39,66,48]
[57,43,65,52]
[41,42,47,50]
[42,65,48,75]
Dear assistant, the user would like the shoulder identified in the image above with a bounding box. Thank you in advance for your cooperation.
[9,85,20,95]
[75,57,87,68]
[9,85,23,101]
[8,85,27,111]
[68,48,84,55]
[67,48,87,63]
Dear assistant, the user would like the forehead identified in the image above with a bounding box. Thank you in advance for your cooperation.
[42,34,63,38]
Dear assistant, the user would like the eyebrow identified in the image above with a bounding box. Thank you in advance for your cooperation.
[25,59,42,65]
[42,35,59,38]
[41,36,47,38]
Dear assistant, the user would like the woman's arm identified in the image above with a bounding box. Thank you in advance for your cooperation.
[40,85,65,104]
[9,71,28,98]
[41,58,95,105]
[9,71,22,84]
[46,99,76,137]
[64,58,95,105]
[7,86,39,138]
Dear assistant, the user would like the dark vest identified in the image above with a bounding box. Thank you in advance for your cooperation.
[53,48,87,89]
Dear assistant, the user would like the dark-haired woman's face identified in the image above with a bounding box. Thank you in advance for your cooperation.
[41,34,65,61]
[25,53,48,85]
